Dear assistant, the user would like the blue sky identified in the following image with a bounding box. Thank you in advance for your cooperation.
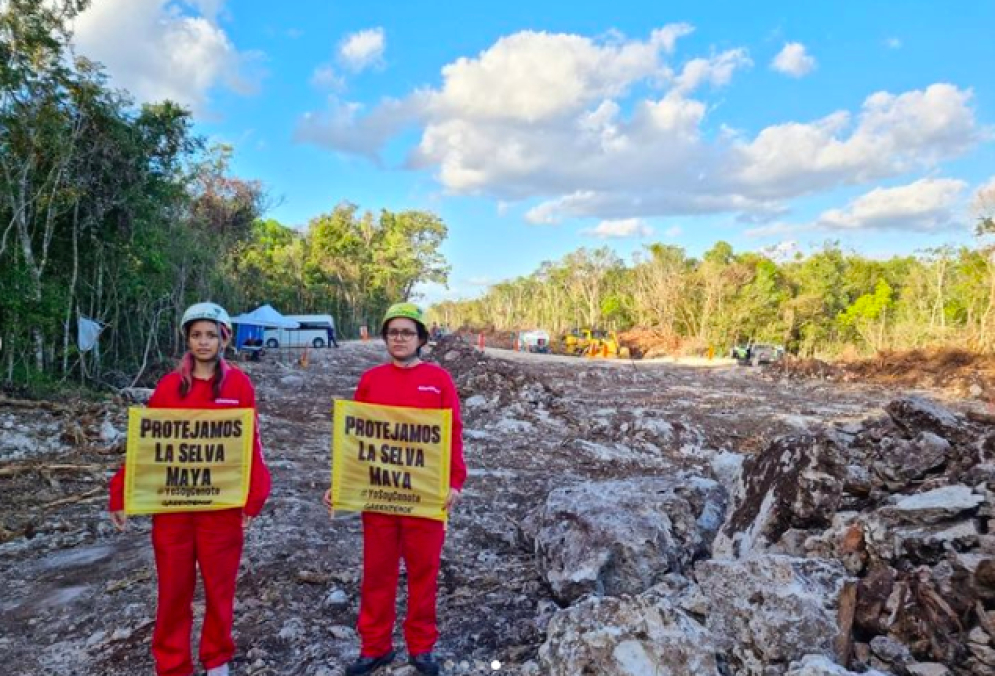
[71,1,995,304]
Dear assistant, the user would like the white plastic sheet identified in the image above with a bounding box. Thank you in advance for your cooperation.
[77,316,103,352]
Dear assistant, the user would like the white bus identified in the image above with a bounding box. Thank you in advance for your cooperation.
[263,314,336,348]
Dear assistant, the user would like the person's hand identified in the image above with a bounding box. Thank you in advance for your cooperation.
[445,488,462,511]
[242,514,254,529]
[110,511,128,532]
[322,488,335,518]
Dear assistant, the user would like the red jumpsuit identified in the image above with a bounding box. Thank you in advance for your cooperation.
[109,367,271,676]
[353,362,467,657]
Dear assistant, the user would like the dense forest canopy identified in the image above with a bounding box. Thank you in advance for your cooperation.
[431,232,995,358]
[0,0,449,390]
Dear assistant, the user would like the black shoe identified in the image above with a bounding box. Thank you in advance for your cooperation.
[345,651,395,675]
[409,653,441,676]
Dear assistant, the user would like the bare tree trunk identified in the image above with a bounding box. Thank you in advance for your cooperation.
[174,261,187,355]
[935,257,947,330]
[129,301,169,388]
[13,170,44,371]
[981,254,995,351]
[94,257,103,378]
[10,109,82,374]
[62,201,80,375]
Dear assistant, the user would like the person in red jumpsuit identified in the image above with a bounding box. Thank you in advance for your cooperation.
[109,302,271,676]
[324,302,466,676]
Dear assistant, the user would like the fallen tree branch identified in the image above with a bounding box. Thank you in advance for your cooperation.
[0,463,110,478]
[0,396,70,412]
[42,486,104,509]
[835,581,857,667]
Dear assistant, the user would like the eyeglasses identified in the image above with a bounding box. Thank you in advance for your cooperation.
[386,329,418,340]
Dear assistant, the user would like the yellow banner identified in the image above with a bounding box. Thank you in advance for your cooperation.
[332,400,452,522]
[125,408,254,514]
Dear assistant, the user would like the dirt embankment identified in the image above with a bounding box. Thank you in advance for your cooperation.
[770,347,995,403]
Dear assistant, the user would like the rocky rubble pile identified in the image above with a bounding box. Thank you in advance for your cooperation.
[427,335,566,433]
[520,395,995,676]
[430,335,560,404]
[428,336,710,469]
[716,395,994,675]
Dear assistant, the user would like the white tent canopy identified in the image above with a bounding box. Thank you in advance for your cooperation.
[229,304,300,329]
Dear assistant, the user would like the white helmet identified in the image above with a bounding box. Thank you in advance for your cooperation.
[181,302,232,334]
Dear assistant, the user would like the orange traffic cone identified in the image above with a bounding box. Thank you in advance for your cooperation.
[300,346,309,368]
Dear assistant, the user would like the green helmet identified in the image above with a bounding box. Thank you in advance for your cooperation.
[381,302,425,333]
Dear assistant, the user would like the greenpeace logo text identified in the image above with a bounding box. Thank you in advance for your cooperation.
[417,385,441,394]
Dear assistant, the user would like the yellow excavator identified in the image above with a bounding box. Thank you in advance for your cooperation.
[561,328,631,359]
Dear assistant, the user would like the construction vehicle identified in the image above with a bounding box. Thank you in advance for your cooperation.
[732,342,784,366]
[516,329,551,353]
[561,328,631,359]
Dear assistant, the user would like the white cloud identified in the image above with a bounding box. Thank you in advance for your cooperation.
[310,65,344,91]
[736,203,791,224]
[411,281,454,304]
[524,189,782,225]
[413,277,495,304]
[582,218,653,239]
[425,30,676,124]
[771,42,816,78]
[339,28,385,72]
[973,176,995,217]
[295,96,420,160]
[747,179,968,237]
[309,27,386,95]
[885,37,902,50]
[296,27,986,228]
[674,49,752,93]
[814,178,966,231]
[664,226,683,238]
[71,0,261,116]
[525,198,566,224]
[186,0,224,21]
[650,23,695,53]
[70,0,262,116]
[761,240,800,261]
[744,221,813,238]
[732,84,984,197]
[973,176,995,199]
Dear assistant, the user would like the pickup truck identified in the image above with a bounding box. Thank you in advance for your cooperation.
[732,343,784,366]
